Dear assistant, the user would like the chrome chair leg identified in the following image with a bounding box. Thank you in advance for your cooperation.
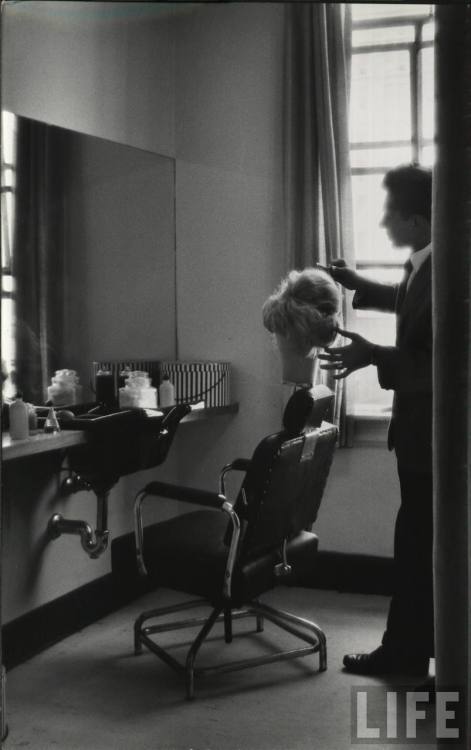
[133,597,326,698]
[134,599,206,655]
[134,623,143,655]
[311,620,327,671]
[224,607,233,643]
[253,600,264,632]
[248,600,327,671]
[185,607,222,700]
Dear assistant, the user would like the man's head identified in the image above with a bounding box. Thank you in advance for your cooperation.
[380,164,432,251]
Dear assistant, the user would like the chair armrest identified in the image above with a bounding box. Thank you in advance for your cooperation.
[229,458,252,472]
[219,458,251,495]
[142,480,225,510]
[133,481,240,598]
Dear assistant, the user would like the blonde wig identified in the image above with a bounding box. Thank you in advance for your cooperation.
[262,268,340,354]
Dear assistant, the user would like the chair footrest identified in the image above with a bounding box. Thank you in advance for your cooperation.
[134,598,327,698]
[194,645,318,677]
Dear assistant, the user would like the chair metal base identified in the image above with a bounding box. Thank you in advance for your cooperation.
[134,597,327,699]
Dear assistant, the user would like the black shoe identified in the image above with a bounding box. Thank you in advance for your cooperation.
[343,646,429,677]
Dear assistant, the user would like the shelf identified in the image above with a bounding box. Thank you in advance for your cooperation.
[2,430,88,461]
[2,403,239,462]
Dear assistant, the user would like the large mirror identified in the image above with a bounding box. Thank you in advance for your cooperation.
[1,115,177,403]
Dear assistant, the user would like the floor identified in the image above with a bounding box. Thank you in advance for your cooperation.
[5,588,437,750]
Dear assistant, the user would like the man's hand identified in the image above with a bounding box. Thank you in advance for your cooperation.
[319,328,376,379]
[328,259,363,291]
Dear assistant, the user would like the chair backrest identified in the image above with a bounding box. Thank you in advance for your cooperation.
[235,389,337,561]
[283,384,335,433]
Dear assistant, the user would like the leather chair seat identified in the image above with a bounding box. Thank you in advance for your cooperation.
[143,510,318,607]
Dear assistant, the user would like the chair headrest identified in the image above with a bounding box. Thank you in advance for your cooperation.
[282,385,334,435]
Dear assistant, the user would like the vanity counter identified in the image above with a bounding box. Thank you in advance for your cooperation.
[2,403,239,462]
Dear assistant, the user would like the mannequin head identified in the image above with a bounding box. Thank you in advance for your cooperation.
[262,268,340,385]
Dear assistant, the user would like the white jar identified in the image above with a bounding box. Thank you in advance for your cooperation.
[119,385,139,408]
[9,395,29,440]
[119,370,158,409]
[159,375,175,407]
[47,369,82,405]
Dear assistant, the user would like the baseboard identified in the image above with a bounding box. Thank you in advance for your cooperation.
[2,535,151,670]
[110,528,395,597]
[2,531,393,669]
[303,550,394,595]
[2,574,116,670]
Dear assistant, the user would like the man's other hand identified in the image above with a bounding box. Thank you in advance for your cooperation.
[329,259,363,291]
[319,328,376,379]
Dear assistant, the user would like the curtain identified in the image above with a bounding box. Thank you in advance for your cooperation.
[12,118,66,404]
[283,3,354,440]
[433,6,471,749]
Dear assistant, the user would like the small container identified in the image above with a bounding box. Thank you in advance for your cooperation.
[118,370,157,409]
[9,393,29,440]
[118,384,139,409]
[47,369,82,406]
[95,369,116,409]
[44,407,61,434]
[159,374,175,408]
[27,403,38,431]
[118,367,132,390]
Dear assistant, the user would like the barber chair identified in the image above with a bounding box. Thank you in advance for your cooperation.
[133,386,337,698]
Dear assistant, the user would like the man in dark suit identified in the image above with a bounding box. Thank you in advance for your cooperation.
[319,164,433,676]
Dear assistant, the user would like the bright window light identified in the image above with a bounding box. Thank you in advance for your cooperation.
[1,111,17,398]
[351,5,433,22]
[348,6,435,414]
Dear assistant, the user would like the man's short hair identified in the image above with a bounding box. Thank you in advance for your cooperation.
[383,164,432,222]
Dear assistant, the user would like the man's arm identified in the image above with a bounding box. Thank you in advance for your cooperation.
[352,279,397,314]
[319,329,432,393]
[329,261,397,313]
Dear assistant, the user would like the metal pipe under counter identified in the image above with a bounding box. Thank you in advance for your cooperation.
[2,402,239,559]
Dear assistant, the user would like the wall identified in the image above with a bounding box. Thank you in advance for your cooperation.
[1,1,176,156]
[171,3,287,486]
[2,453,109,622]
[2,2,399,625]
[317,445,398,557]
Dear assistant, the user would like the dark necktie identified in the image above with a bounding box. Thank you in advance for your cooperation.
[395,258,414,314]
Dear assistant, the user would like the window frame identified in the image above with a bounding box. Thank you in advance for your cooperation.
[346,9,434,418]
[1,112,17,397]
[350,10,434,275]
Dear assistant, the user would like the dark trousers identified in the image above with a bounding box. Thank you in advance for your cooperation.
[382,466,434,659]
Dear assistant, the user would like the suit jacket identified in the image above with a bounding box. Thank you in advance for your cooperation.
[352,256,432,473]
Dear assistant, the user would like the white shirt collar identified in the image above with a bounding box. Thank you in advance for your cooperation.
[410,243,432,274]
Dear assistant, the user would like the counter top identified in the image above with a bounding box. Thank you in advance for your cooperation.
[2,430,88,461]
[2,403,239,462]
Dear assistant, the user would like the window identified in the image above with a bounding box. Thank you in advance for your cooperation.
[1,111,17,399]
[347,4,435,415]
